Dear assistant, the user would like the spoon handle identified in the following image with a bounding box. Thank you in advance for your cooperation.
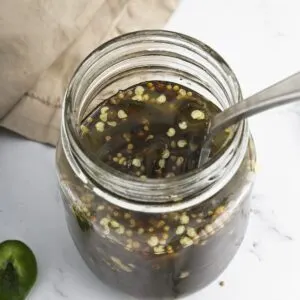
[210,71,300,136]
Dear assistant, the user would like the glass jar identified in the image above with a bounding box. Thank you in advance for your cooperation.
[56,30,256,299]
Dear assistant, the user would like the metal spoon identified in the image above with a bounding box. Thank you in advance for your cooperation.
[198,71,300,167]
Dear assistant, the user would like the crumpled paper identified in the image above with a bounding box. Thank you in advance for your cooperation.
[0,0,178,145]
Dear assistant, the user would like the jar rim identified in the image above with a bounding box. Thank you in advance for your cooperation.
[61,29,248,213]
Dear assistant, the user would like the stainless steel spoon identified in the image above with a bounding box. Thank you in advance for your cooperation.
[198,71,300,167]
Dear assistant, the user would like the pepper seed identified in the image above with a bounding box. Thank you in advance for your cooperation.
[157,94,167,104]
[101,106,109,114]
[178,89,186,96]
[162,149,170,159]
[158,159,166,169]
[95,122,105,132]
[177,140,187,148]
[135,85,145,95]
[107,121,117,127]
[143,94,150,101]
[100,113,108,122]
[118,110,127,119]
[178,121,187,130]
[132,158,142,167]
[180,214,190,224]
[176,225,185,235]
[132,95,143,101]
[180,237,193,248]
[186,227,197,238]
[147,236,159,247]
[80,125,89,135]
[191,110,205,120]
[154,245,165,254]
[167,128,176,137]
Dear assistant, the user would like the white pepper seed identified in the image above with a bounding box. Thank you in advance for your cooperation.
[187,91,193,97]
[100,113,108,122]
[162,149,170,159]
[127,144,134,150]
[132,158,142,167]
[132,95,143,101]
[157,94,167,104]
[107,121,117,127]
[176,225,185,235]
[95,122,105,132]
[191,110,205,120]
[135,85,145,95]
[158,159,166,169]
[180,236,193,247]
[143,94,150,101]
[167,128,176,137]
[110,220,120,228]
[178,88,186,96]
[101,106,109,114]
[205,224,214,235]
[119,157,126,165]
[180,214,190,225]
[118,110,127,119]
[166,84,172,90]
[177,140,187,148]
[147,236,159,247]
[146,135,154,141]
[80,125,89,135]
[87,117,93,123]
[178,121,187,130]
[186,227,197,238]
[153,245,165,254]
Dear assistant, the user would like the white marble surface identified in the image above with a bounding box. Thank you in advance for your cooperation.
[1,0,300,299]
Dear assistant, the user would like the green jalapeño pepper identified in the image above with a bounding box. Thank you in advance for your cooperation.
[0,240,37,300]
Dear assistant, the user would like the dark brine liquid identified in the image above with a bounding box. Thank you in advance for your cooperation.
[79,81,230,178]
